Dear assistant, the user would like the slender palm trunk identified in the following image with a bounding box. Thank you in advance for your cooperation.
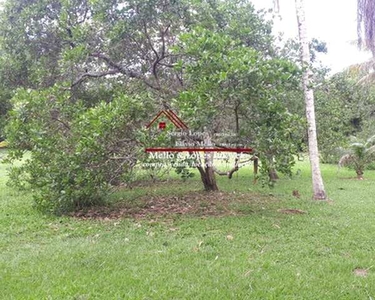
[295,0,327,200]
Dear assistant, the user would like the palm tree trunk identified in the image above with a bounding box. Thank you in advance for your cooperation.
[295,0,327,200]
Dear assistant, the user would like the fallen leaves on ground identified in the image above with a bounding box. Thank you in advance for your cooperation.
[71,190,277,220]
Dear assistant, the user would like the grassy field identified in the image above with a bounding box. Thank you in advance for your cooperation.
[1,151,375,299]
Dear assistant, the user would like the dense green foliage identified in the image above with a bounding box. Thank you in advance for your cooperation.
[315,73,375,163]
[5,88,150,213]
[2,0,373,211]
[177,28,303,178]
[0,0,311,211]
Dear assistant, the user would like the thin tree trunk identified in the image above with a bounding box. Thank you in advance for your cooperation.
[197,166,218,191]
[253,156,259,184]
[268,168,279,182]
[295,0,327,200]
[266,154,279,182]
[196,133,218,191]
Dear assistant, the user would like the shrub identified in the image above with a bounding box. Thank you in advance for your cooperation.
[338,135,375,180]
[5,88,148,214]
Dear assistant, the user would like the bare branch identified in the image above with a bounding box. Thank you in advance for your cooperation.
[142,19,159,60]
[90,52,138,77]
[72,69,119,87]
[89,52,163,91]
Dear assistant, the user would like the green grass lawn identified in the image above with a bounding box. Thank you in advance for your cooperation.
[1,152,375,299]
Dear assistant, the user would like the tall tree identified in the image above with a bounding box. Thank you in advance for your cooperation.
[295,0,327,199]
[274,0,327,199]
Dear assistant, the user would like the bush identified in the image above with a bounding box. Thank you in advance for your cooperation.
[5,88,148,214]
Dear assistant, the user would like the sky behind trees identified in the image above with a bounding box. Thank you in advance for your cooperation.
[251,0,372,73]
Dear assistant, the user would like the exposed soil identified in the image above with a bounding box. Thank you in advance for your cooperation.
[71,191,278,220]
[117,179,183,189]
[337,177,367,180]
[353,268,369,277]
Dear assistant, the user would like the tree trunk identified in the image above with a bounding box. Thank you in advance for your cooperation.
[295,0,327,200]
[266,154,279,182]
[197,166,219,191]
[196,133,218,191]
[356,170,364,180]
[253,156,259,184]
[268,168,279,182]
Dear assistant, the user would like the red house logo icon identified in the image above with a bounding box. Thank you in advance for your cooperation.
[146,110,188,130]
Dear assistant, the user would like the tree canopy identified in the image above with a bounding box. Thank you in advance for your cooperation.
[0,0,341,212]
